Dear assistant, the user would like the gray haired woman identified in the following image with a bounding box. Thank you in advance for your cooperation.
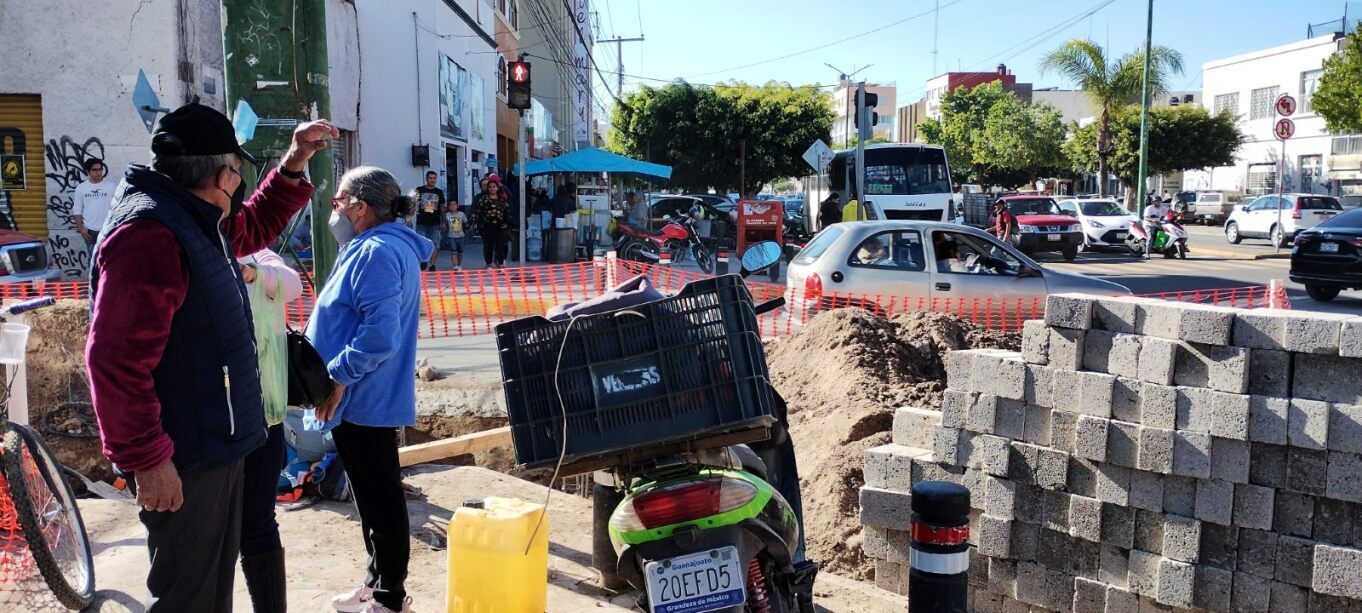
[305,166,433,613]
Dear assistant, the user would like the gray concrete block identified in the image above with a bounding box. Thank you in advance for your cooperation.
[1050,328,1087,372]
[1023,404,1052,446]
[1342,318,1362,358]
[1096,463,1132,506]
[1139,382,1178,430]
[1109,333,1143,380]
[1044,566,1079,612]
[1233,483,1276,531]
[1112,377,1142,424]
[1037,446,1070,491]
[1053,368,1081,413]
[1289,398,1331,450]
[987,556,1018,598]
[1127,549,1161,598]
[1094,297,1140,335]
[1249,396,1290,445]
[1022,319,1050,365]
[1138,427,1175,474]
[1051,410,1079,455]
[860,485,913,529]
[967,393,998,434]
[1308,590,1361,613]
[1075,575,1108,613]
[1282,311,1349,355]
[1134,509,1166,553]
[863,525,911,563]
[934,426,963,467]
[1210,392,1251,440]
[1326,451,1362,503]
[982,475,1016,521]
[963,470,987,509]
[1155,557,1196,607]
[1047,293,1095,330]
[1106,586,1140,613]
[874,559,907,595]
[1313,497,1362,549]
[1200,522,1239,571]
[1008,442,1039,486]
[1070,494,1103,542]
[865,444,930,491]
[911,455,967,486]
[1294,353,1362,405]
[1011,517,1040,561]
[892,406,943,450]
[1174,342,1250,394]
[1101,543,1131,588]
[1248,348,1292,399]
[1024,364,1054,407]
[1163,514,1202,563]
[1275,534,1315,587]
[1194,564,1233,612]
[1211,437,1251,484]
[1041,489,1072,533]
[1196,478,1235,526]
[945,350,974,392]
[941,390,971,429]
[1175,386,1214,433]
[1079,371,1117,418]
[1172,431,1212,479]
[1249,442,1288,489]
[1312,543,1362,599]
[1153,301,1237,345]
[1274,490,1315,539]
[1286,447,1329,496]
[1108,420,1140,468]
[1232,572,1272,613]
[1130,469,1164,512]
[1138,336,1179,385]
[990,398,1024,441]
[1233,309,1289,350]
[1084,328,1117,374]
[1329,403,1362,454]
[978,514,1012,558]
[1101,503,1135,549]
[1269,580,1308,613]
[1163,475,1198,518]
[1238,528,1278,579]
[1069,456,1099,498]
[1076,415,1110,462]
[991,355,1028,401]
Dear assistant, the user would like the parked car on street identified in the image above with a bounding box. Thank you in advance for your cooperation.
[1340,194,1362,211]
[1290,207,1362,302]
[1056,198,1139,251]
[785,221,1129,314]
[0,230,61,283]
[1178,191,1226,224]
[689,194,738,219]
[963,194,1085,261]
[1224,193,1344,247]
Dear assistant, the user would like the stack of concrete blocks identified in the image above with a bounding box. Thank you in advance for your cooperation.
[859,292,1362,612]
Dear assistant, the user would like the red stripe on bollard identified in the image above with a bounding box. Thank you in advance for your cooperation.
[910,522,969,547]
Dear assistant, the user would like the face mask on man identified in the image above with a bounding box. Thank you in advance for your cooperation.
[221,167,247,217]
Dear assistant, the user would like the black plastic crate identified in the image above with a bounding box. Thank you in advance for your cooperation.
[496,274,776,471]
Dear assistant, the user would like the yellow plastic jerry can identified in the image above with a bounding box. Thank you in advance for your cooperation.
[447,496,549,613]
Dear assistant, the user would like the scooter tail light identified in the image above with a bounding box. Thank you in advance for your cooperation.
[613,478,760,532]
[804,272,823,302]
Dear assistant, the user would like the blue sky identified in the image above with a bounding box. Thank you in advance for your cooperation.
[591,0,1352,103]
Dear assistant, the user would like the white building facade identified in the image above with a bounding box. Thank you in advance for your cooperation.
[1190,34,1354,198]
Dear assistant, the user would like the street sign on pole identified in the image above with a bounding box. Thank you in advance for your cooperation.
[1275,118,1296,141]
[802,139,833,173]
[1275,94,1297,117]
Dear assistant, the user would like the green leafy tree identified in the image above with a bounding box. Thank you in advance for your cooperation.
[918,82,1013,185]
[1066,104,1243,204]
[608,81,833,193]
[1040,39,1185,196]
[978,97,1068,184]
[1313,24,1362,134]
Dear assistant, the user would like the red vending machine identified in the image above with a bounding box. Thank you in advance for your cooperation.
[736,199,783,281]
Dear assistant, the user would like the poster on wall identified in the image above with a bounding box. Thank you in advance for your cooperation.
[439,53,467,140]
[470,74,486,142]
[571,0,591,144]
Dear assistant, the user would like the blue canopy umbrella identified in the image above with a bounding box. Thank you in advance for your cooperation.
[515,147,671,181]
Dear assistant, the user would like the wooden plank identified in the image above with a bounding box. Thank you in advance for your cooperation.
[398,426,513,467]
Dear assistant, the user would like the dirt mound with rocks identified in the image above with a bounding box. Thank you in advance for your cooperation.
[24,300,111,482]
[767,308,1018,579]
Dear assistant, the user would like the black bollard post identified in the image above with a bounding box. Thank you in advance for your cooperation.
[716,248,729,275]
[909,481,970,612]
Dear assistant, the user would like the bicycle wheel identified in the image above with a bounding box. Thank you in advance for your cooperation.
[2,425,95,609]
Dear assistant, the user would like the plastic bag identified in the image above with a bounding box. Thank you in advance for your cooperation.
[249,278,289,426]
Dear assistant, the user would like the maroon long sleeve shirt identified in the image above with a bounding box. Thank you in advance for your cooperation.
[86,168,313,472]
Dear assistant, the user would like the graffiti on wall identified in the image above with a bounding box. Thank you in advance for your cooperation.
[44,135,104,277]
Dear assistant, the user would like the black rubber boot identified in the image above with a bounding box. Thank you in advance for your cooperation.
[242,548,287,613]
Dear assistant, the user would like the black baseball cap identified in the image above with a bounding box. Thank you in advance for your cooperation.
[151,103,259,167]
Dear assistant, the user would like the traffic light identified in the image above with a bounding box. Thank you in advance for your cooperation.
[855,92,880,128]
[507,60,531,110]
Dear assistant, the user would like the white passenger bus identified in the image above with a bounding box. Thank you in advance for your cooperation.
[802,143,959,225]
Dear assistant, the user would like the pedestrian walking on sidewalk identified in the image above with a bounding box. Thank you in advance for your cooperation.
[472,177,511,268]
[446,200,468,270]
[85,103,335,613]
[308,166,432,613]
[412,171,446,271]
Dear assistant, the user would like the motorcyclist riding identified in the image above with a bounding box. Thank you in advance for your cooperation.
[1142,197,1172,260]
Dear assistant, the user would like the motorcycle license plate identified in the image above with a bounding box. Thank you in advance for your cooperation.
[645,547,746,613]
[1047,234,1061,241]
[1321,242,1340,253]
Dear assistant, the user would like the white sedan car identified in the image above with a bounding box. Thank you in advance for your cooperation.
[1057,198,1139,251]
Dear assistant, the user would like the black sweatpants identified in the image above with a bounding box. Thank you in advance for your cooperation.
[240,423,285,557]
[331,421,410,610]
[140,460,245,613]
[481,226,508,266]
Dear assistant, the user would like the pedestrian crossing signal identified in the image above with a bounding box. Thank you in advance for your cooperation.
[508,61,531,111]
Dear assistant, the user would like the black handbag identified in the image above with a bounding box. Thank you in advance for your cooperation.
[287,327,334,407]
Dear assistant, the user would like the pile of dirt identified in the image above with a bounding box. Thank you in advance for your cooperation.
[23,300,111,482]
[767,308,1019,579]
[410,372,547,480]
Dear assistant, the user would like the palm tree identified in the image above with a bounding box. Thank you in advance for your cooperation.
[1040,39,1184,197]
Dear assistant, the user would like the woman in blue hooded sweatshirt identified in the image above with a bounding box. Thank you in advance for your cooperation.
[306,166,433,613]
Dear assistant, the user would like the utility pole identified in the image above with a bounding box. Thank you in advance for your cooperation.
[598,36,644,96]
[519,108,528,265]
[1134,0,1154,214]
[739,138,746,198]
[932,0,941,76]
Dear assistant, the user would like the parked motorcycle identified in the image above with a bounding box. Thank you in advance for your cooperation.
[1125,212,1189,259]
[593,241,817,613]
[615,209,715,273]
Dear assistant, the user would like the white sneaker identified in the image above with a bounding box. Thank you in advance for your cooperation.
[358,595,413,613]
[331,585,374,612]
[455,265,462,270]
